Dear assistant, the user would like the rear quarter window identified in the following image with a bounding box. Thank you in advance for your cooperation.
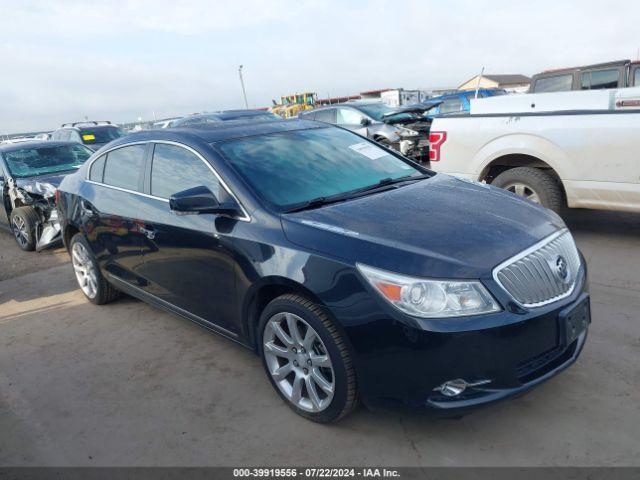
[89,155,106,182]
[533,74,573,93]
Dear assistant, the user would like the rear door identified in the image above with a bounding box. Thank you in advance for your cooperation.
[135,142,239,332]
[81,143,149,283]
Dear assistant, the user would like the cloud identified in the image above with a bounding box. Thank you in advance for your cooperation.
[1,0,638,133]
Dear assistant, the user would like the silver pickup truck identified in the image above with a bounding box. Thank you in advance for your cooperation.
[428,87,640,213]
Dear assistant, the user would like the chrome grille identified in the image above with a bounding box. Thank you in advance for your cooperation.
[493,229,581,308]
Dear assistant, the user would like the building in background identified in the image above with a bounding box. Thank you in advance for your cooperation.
[458,74,531,93]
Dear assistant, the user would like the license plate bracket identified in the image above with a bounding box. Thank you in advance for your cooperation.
[559,294,591,346]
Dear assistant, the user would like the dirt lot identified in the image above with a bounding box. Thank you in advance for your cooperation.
[0,210,639,466]
[0,228,67,281]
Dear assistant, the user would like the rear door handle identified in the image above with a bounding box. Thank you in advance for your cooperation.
[139,226,155,240]
[81,200,96,215]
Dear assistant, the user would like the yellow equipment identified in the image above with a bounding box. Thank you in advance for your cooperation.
[271,92,317,118]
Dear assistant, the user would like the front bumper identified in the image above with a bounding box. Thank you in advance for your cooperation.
[341,278,590,414]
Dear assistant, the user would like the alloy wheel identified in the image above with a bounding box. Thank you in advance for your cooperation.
[71,241,98,299]
[504,182,541,204]
[12,216,29,248]
[263,312,335,413]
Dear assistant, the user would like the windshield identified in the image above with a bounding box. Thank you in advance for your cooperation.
[217,127,422,211]
[2,144,93,178]
[354,103,414,122]
[80,127,124,145]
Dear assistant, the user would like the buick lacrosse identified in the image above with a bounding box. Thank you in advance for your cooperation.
[57,119,589,422]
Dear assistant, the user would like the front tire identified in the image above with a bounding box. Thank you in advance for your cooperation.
[491,167,564,213]
[69,233,120,305]
[258,294,358,423]
[10,206,39,251]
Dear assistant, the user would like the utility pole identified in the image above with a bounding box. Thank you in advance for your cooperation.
[474,66,485,99]
[238,65,249,109]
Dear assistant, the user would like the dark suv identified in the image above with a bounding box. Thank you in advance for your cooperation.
[56,119,589,422]
[50,121,125,151]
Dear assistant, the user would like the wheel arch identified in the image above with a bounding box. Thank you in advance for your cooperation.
[242,276,326,351]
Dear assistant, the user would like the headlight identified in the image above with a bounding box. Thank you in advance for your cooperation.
[357,264,501,318]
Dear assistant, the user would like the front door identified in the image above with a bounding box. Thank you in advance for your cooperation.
[335,107,370,136]
[136,142,239,333]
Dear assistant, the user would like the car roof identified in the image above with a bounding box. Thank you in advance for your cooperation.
[311,100,382,112]
[0,140,80,153]
[111,119,325,145]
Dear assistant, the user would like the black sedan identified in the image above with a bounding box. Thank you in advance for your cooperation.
[56,120,589,422]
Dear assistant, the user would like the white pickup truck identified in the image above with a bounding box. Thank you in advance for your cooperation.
[428,87,640,213]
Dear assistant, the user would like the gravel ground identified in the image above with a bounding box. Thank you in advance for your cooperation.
[0,209,639,466]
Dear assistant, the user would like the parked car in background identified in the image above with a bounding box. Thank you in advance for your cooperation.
[172,109,281,127]
[57,120,588,423]
[425,89,507,117]
[50,121,124,151]
[298,101,435,163]
[530,59,640,93]
[151,118,180,129]
[0,141,93,251]
[429,86,640,213]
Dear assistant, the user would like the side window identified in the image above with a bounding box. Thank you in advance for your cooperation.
[439,97,463,114]
[336,108,364,125]
[69,131,82,143]
[533,74,573,93]
[102,144,147,192]
[633,68,640,87]
[314,108,336,123]
[150,144,220,199]
[581,69,620,90]
[89,155,106,182]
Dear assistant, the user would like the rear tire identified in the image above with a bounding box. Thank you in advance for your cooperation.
[10,206,39,251]
[491,167,564,213]
[69,233,120,305]
[258,294,358,423]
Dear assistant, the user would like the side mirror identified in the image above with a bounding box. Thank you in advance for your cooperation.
[169,185,241,217]
[360,117,371,126]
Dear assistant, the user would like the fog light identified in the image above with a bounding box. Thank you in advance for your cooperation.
[434,378,491,397]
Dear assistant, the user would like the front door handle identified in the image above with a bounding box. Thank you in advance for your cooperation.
[139,226,155,240]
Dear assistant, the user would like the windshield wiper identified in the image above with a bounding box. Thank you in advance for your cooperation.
[284,194,353,213]
[284,174,431,214]
[353,173,431,194]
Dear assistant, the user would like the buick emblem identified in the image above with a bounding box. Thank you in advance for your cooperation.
[554,255,570,283]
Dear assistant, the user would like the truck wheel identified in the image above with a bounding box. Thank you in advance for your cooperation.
[492,167,564,213]
[258,294,358,423]
[10,206,40,251]
[69,233,120,305]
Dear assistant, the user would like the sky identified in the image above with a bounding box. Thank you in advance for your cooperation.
[1,0,639,133]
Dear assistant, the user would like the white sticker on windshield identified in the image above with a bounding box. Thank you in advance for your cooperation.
[349,142,388,160]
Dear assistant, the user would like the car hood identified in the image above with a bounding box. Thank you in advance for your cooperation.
[281,174,565,279]
[14,170,78,198]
